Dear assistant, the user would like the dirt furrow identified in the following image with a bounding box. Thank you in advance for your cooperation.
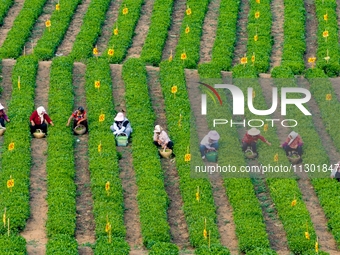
[55,0,92,56]
[96,0,123,54]
[146,66,192,250]
[199,0,220,64]
[21,61,51,255]
[0,0,25,48]
[186,69,238,254]
[161,0,186,61]
[110,64,147,254]
[23,0,55,55]
[269,0,284,70]
[126,0,155,59]
[73,62,95,255]
[304,0,317,69]
[232,0,250,67]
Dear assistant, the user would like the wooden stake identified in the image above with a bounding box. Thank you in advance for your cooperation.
[208,230,211,249]
[7,218,9,236]
[23,46,26,56]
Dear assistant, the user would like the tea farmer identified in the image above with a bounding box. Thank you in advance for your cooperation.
[30,106,54,136]
[242,127,271,154]
[280,131,303,156]
[0,103,10,127]
[67,106,88,133]
[200,130,220,159]
[110,112,132,138]
[331,161,340,182]
[153,125,174,150]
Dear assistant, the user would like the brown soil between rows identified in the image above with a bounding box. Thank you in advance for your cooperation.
[24,0,54,55]
[96,0,123,54]
[304,0,318,69]
[73,62,95,255]
[110,64,147,254]
[146,66,192,250]
[269,0,284,70]
[55,0,91,56]
[161,0,186,61]
[126,0,155,59]
[232,0,250,67]
[21,61,51,255]
[199,0,220,64]
[0,0,25,48]
[186,69,238,254]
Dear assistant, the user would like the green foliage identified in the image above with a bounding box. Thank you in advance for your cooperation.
[140,0,174,65]
[315,0,340,76]
[210,0,240,71]
[0,0,48,58]
[0,235,26,254]
[195,244,231,255]
[246,0,273,73]
[174,0,210,68]
[46,234,78,255]
[0,0,14,26]
[104,0,144,63]
[45,57,77,254]
[232,72,317,254]
[123,58,171,248]
[70,0,111,61]
[94,237,130,255]
[0,56,38,237]
[149,242,179,255]
[34,0,82,60]
[199,67,272,253]
[281,0,306,74]
[85,59,128,252]
[159,61,222,248]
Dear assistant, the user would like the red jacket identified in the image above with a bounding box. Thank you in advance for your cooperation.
[30,110,52,125]
[242,133,267,144]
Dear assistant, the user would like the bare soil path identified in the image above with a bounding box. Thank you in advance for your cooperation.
[110,64,147,254]
[260,77,338,253]
[146,66,192,250]
[0,0,25,48]
[23,0,54,55]
[199,0,220,64]
[232,0,250,67]
[269,0,284,70]
[186,69,238,254]
[126,0,155,59]
[21,61,51,255]
[73,62,96,255]
[96,0,123,54]
[161,0,186,61]
[55,0,92,56]
[304,0,318,69]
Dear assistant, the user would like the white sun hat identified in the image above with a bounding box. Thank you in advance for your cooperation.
[208,130,220,140]
[154,125,162,133]
[114,112,124,121]
[0,103,4,110]
[248,127,260,136]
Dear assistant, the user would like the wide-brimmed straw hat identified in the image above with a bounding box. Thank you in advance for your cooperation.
[0,103,4,110]
[154,125,162,133]
[248,128,260,136]
[114,112,124,121]
[208,130,220,140]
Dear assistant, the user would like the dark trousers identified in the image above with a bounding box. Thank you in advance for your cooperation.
[154,141,175,157]
[242,142,257,153]
[200,142,219,157]
[30,123,47,135]
[0,118,5,127]
[283,145,302,156]
[73,119,88,133]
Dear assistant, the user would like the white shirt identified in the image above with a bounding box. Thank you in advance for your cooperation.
[153,131,170,146]
[200,135,218,149]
